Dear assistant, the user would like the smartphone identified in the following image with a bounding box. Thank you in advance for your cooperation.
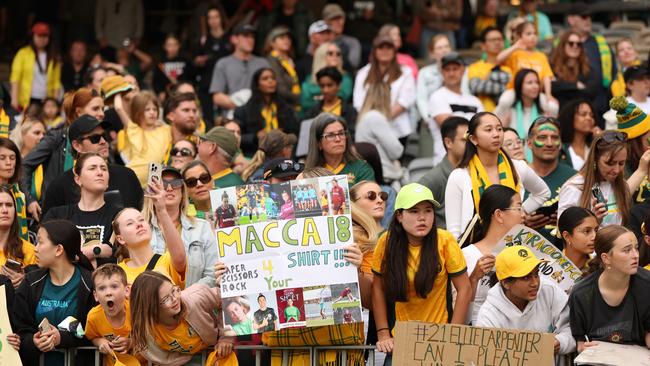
[536,202,558,217]
[147,163,162,193]
[4,258,22,272]
[591,184,606,204]
[38,318,52,333]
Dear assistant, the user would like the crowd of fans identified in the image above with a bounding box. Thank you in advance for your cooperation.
[2,0,650,365]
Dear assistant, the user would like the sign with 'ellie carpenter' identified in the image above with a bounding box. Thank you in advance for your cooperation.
[211,176,362,336]
[393,321,555,366]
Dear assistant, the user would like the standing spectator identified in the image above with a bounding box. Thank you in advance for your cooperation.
[428,53,483,164]
[209,23,270,118]
[377,24,418,79]
[303,67,357,128]
[95,0,144,50]
[265,26,301,108]
[10,22,61,111]
[353,35,416,145]
[418,117,468,228]
[525,117,576,243]
[558,99,598,171]
[558,207,597,271]
[256,0,312,59]
[234,68,298,156]
[322,4,362,72]
[197,126,244,188]
[182,160,214,221]
[153,34,194,101]
[61,40,88,92]
[162,92,202,161]
[193,5,231,126]
[41,98,62,128]
[468,27,511,112]
[566,2,617,127]
[300,42,353,113]
[84,66,107,92]
[413,0,462,57]
[0,185,36,289]
[623,66,650,113]
[0,139,29,242]
[507,0,553,44]
[612,38,641,97]
[296,20,334,81]
[473,0,505,40]
[550,31,598,110]
[10,119,46,158]
[169,139,197,171]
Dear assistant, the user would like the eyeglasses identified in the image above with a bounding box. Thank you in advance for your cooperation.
[160,285,181,306]
[364,191,388,202]
[326,50,341,56]
[162,178,184,190]
[567,41,583,48]
[171,147,194,157]
[503,139,524,149]
[598,131,627,145]
[184,173,211,188]
[321,131,348,141]
[80,133,107,144]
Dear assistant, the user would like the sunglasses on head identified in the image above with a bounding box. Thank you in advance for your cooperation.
[184,173,211,188]
[364,191,388,202]
[162,178,184,190]
[80,133,107,144]
[598,131,627,144]
[171,147,194,157]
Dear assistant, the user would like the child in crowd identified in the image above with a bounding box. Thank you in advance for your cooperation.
[41,97,62,128]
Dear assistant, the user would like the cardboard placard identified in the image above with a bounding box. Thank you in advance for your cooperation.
[574,341,650,366]
[0,285,22,365]
[393,321,555,366]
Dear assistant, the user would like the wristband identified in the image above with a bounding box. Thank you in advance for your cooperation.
[376,327,389,333]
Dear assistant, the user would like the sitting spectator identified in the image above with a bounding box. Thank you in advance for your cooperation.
[429,53,484,164]
[413,0,462,56]
[355,83,405,182]
[234,67,298,156]
[263,158,303,184]
[41,97,62,129]
[0,139,28,241]
[169,139,197,171]
[265,26,301,108]
[303,67,356,135]
[304,113,374,185]
[182,160,214,222]
[255,0,312,59]
[296,20,334,81]
[558,99,597,171]
[612,38,641,97]
[550,31,598,110]
[84,66,107,92]
[377,24,418,79]
[526,117,577,242]
[300,43,353,113]
[0,185,36,288]
[153,34,194,101]
[354,35,416,145]
[162,92,202,162]
[241,129,296,183]
[502,127,525,160]
[61,40,89,92]
[144,166,217,287]
[197,126,244,188]
[43,152,120,267]
[210,24,270,118]
[476,245,575,362]
[473,0,505,40]
[322,4,361,72]
[468,27,511,112]
[350,180,386,231]
[216,117,248,175]
[558,207,597,271]
[495,69,558,140]
[623,66,650,113]
[10,118,46,158]
[14,220,96,366]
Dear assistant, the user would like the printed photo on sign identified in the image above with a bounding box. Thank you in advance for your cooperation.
[276,287,306,327]
[273,182,295,220]
[330,283,360,307]
[222,295,255,336]
[261,183,280,220]
[236,184,267,225]
[211,187,238,228]
[321,177,350,216]
[290,178,323,218]
[251,292,279,333]
[303,285,334,327]
[333,306,361,325]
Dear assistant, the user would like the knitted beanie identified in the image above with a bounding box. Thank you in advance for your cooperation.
[610,96,650,139]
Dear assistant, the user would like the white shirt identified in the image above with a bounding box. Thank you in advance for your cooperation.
[355,110,405,181]
[627,96,650,114]
[444,159,550,239]
[353,64,416,138]
[558,174,621,226]
[462,244,494,324]
[30,51,47,99]
[568,145,588,171]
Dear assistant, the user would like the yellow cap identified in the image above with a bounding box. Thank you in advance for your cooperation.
[495,245,541,281]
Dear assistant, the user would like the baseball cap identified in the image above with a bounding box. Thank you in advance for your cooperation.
[624,66,648,83]
[198,126,238,157]
[322,4,345,20]
[263,158,304,180]
[32,22,50,36]
[394,183,440,210]
[100,75,133,100]
[495,245,542,281]
[373,35,395,48]
[267,26,291,42]
[68,115,109,142]
[161,166,182,179]
[309,20,331,36]
[232,23,257,36]
[568,2,591,16]
[441,52,465,68]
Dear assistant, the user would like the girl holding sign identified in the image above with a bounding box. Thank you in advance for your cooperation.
[372,183,472,361]
[558,207,598,271]
[569,225,650,352]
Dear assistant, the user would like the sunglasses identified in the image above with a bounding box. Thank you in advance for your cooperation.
[171,147,194,157]
[567,41,583,48]
[364,191,388,202]
[80,133,107,144]
[598,131,627,144]
[162,178,184,190]
[184,173,211,188]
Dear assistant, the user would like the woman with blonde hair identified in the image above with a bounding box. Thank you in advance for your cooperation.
[300,42,353,112]
[10,118,46,157]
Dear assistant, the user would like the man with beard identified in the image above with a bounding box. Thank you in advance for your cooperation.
[162,92,201,163]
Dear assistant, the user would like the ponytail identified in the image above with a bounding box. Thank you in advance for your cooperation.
[584,225,631,276]
[40,220,94,271]
[241,150,266,182]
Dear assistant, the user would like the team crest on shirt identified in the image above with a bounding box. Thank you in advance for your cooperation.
[608,331,623,343]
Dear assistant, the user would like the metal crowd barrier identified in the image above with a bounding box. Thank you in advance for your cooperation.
[40,344,378,366]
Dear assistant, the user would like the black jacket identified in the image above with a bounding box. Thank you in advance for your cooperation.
[13,266,95,366]
[303,100,358,137]
[234,98,299,156]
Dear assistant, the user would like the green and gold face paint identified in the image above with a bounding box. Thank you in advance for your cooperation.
[533,123,561,148]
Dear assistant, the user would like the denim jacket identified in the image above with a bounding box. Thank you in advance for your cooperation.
[150,215,217,287]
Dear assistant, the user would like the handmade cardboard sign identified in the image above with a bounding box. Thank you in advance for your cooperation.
[0,285,22,366]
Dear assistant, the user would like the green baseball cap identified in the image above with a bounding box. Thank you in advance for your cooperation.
[395,183,440,210]
[198,126,238,157]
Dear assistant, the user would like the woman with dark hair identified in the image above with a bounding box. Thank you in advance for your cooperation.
[234,67,298,156]
[0,138,28,241]
[495,68,558,139]
[300,42,353,113]
[0,185,36,289]
[558,207,598,271]
[241,129,295,183]
[372,183,472,360]
[558,99,598,171]
[550,31,597,108]
[304,112,375,185]
[377,24,418,79]
[153,34,194,100]
[182,160,214,221]
[637,215,650,269]
[445,112,549,241]
[265,26,300,108]
[569,225,650,352]
[13,220,96,366]
[10,23,61,111]
[463,184,523,324]
[502,127,525,160]
[302,66,357,128]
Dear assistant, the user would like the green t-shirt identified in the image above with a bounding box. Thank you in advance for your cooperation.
[329,160,376,185]
[213,170,245,189]
[284,306,301,322]
[232,318,254,335]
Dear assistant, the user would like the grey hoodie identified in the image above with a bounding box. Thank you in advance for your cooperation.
[476,277,576,365]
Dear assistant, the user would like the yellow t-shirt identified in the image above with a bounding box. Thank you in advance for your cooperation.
[505,49,554,88]
[118,252,185,288]
[360,249,374,275]
[0,239,37,267]
[467,60,512,112]
[372,229,466,325]
[153,318,207,354]
[119,121,172,187]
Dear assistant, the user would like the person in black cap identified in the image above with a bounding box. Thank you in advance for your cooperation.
[624,66,650,113]
[42,115,143,216]
[263,158,303,184]
[567,1,617,127]
[209,23,270,118]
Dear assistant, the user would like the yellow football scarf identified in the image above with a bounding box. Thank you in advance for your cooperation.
[271,50,301,95]
[468,150,520,211]
[261,103,278,132]
[594,34,613,88]
[0,108,9,138]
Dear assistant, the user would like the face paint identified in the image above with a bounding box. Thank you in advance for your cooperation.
[537,123,559,133]
[533,140,545,148]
